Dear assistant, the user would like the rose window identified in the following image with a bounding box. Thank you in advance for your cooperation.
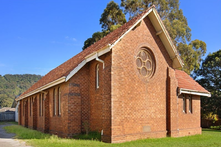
[136,48,155,79]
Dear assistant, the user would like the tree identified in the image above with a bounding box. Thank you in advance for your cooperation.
[193,49,221,117]
[121,0,206,74]
[82,32,105,50]
[177,40,206,74]
[202,112,218,127]
[0,74,42,107]
[100,1,126,31]
[121,0,190,45]
[82,1,126,50]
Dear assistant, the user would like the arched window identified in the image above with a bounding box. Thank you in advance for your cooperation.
[189,95,192,113]
[58,87,61,116]
[53,88,56,116]
[39,94,41,116]
[96,64,99,89]
[183,94,186,113]
[30,97,32,116]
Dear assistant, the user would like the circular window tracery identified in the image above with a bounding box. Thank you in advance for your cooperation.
[136,48,155,79]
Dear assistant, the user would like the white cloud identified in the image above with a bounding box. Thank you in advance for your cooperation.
[65,36,77,41]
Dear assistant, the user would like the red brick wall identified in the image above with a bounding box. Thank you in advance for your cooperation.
[18,52,112,140]
[17,14,202,143]
[88,53,112,142]
[167,67,179,137]
[177,95,201,136]
[36,94,44,132]
[67,52,112,142]
[33,96,37,129]
[111,16,179,143]
[48,83,69,137]
[27,97,33,129]
[19,99,28,127]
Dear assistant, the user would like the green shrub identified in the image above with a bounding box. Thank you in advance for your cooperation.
[73,131,101,141]
[210,125,221,130]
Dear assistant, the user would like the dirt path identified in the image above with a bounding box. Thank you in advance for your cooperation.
[0,123,32,147]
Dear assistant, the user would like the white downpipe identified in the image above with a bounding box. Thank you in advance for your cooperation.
[96,52,105,69]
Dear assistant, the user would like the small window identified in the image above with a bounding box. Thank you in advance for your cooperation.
[23,101,25,116]
[183,94,186,113]
[41,93,44,116]
[53,88,56,116]
[96,64,99,89]
[189,95,192,113]
[58,87,61,116]
[39,94,41,116]
[30,97,32,116]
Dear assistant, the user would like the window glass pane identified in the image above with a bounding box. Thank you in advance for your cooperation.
[189,95,192,113]
[183,94,186,113]
[96,64,99,89]
[42,93,44,116]
[53,89,56,116]
[58,87,61,115]
[39,94,41,116]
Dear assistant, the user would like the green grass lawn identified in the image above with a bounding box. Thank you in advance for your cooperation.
[0,121,18,125]
[3,125,221,147]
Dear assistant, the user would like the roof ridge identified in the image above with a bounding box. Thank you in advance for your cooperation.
[83,5,155,51]
[17,5,158,100]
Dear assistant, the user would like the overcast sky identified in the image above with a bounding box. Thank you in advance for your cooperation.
[0,0,220,76]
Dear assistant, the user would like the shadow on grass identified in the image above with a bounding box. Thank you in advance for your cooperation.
[202,128,221,132]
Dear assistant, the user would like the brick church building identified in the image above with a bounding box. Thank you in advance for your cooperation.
[16,6,210,143]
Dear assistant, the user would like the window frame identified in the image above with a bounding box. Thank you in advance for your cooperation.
[41,93,44,116]
[53,88,56,116]
[30,97,32,116]
[23,101,25,116]
[58,87,61,116]
[96,64,99,89]
[183,94,186,113]
[39,94,41,116]
[189,95,192,113]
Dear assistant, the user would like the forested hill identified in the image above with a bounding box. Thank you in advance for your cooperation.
[0,74,42,107]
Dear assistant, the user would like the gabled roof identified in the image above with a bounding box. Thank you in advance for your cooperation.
[175,70,211,97]
[16,5,183,101]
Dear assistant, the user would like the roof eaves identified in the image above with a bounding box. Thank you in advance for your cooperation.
[149,8,183,69]
[15,76,66,101]
[178,88,211,97]
[67,7,155,82]
[66,45,111,82]
[16,6,175,102]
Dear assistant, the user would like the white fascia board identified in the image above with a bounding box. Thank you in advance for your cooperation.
[65,60,87,82]
[151,9,183,68]
[16,76,66,101]
[110,8,153,49]
[65,46,111,82]
[178,88,211,97]
[15,8,166,101]
[16,45,111,101]
[16,101,20,108]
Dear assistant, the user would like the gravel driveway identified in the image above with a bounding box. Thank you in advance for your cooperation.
[0,123,32,147]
